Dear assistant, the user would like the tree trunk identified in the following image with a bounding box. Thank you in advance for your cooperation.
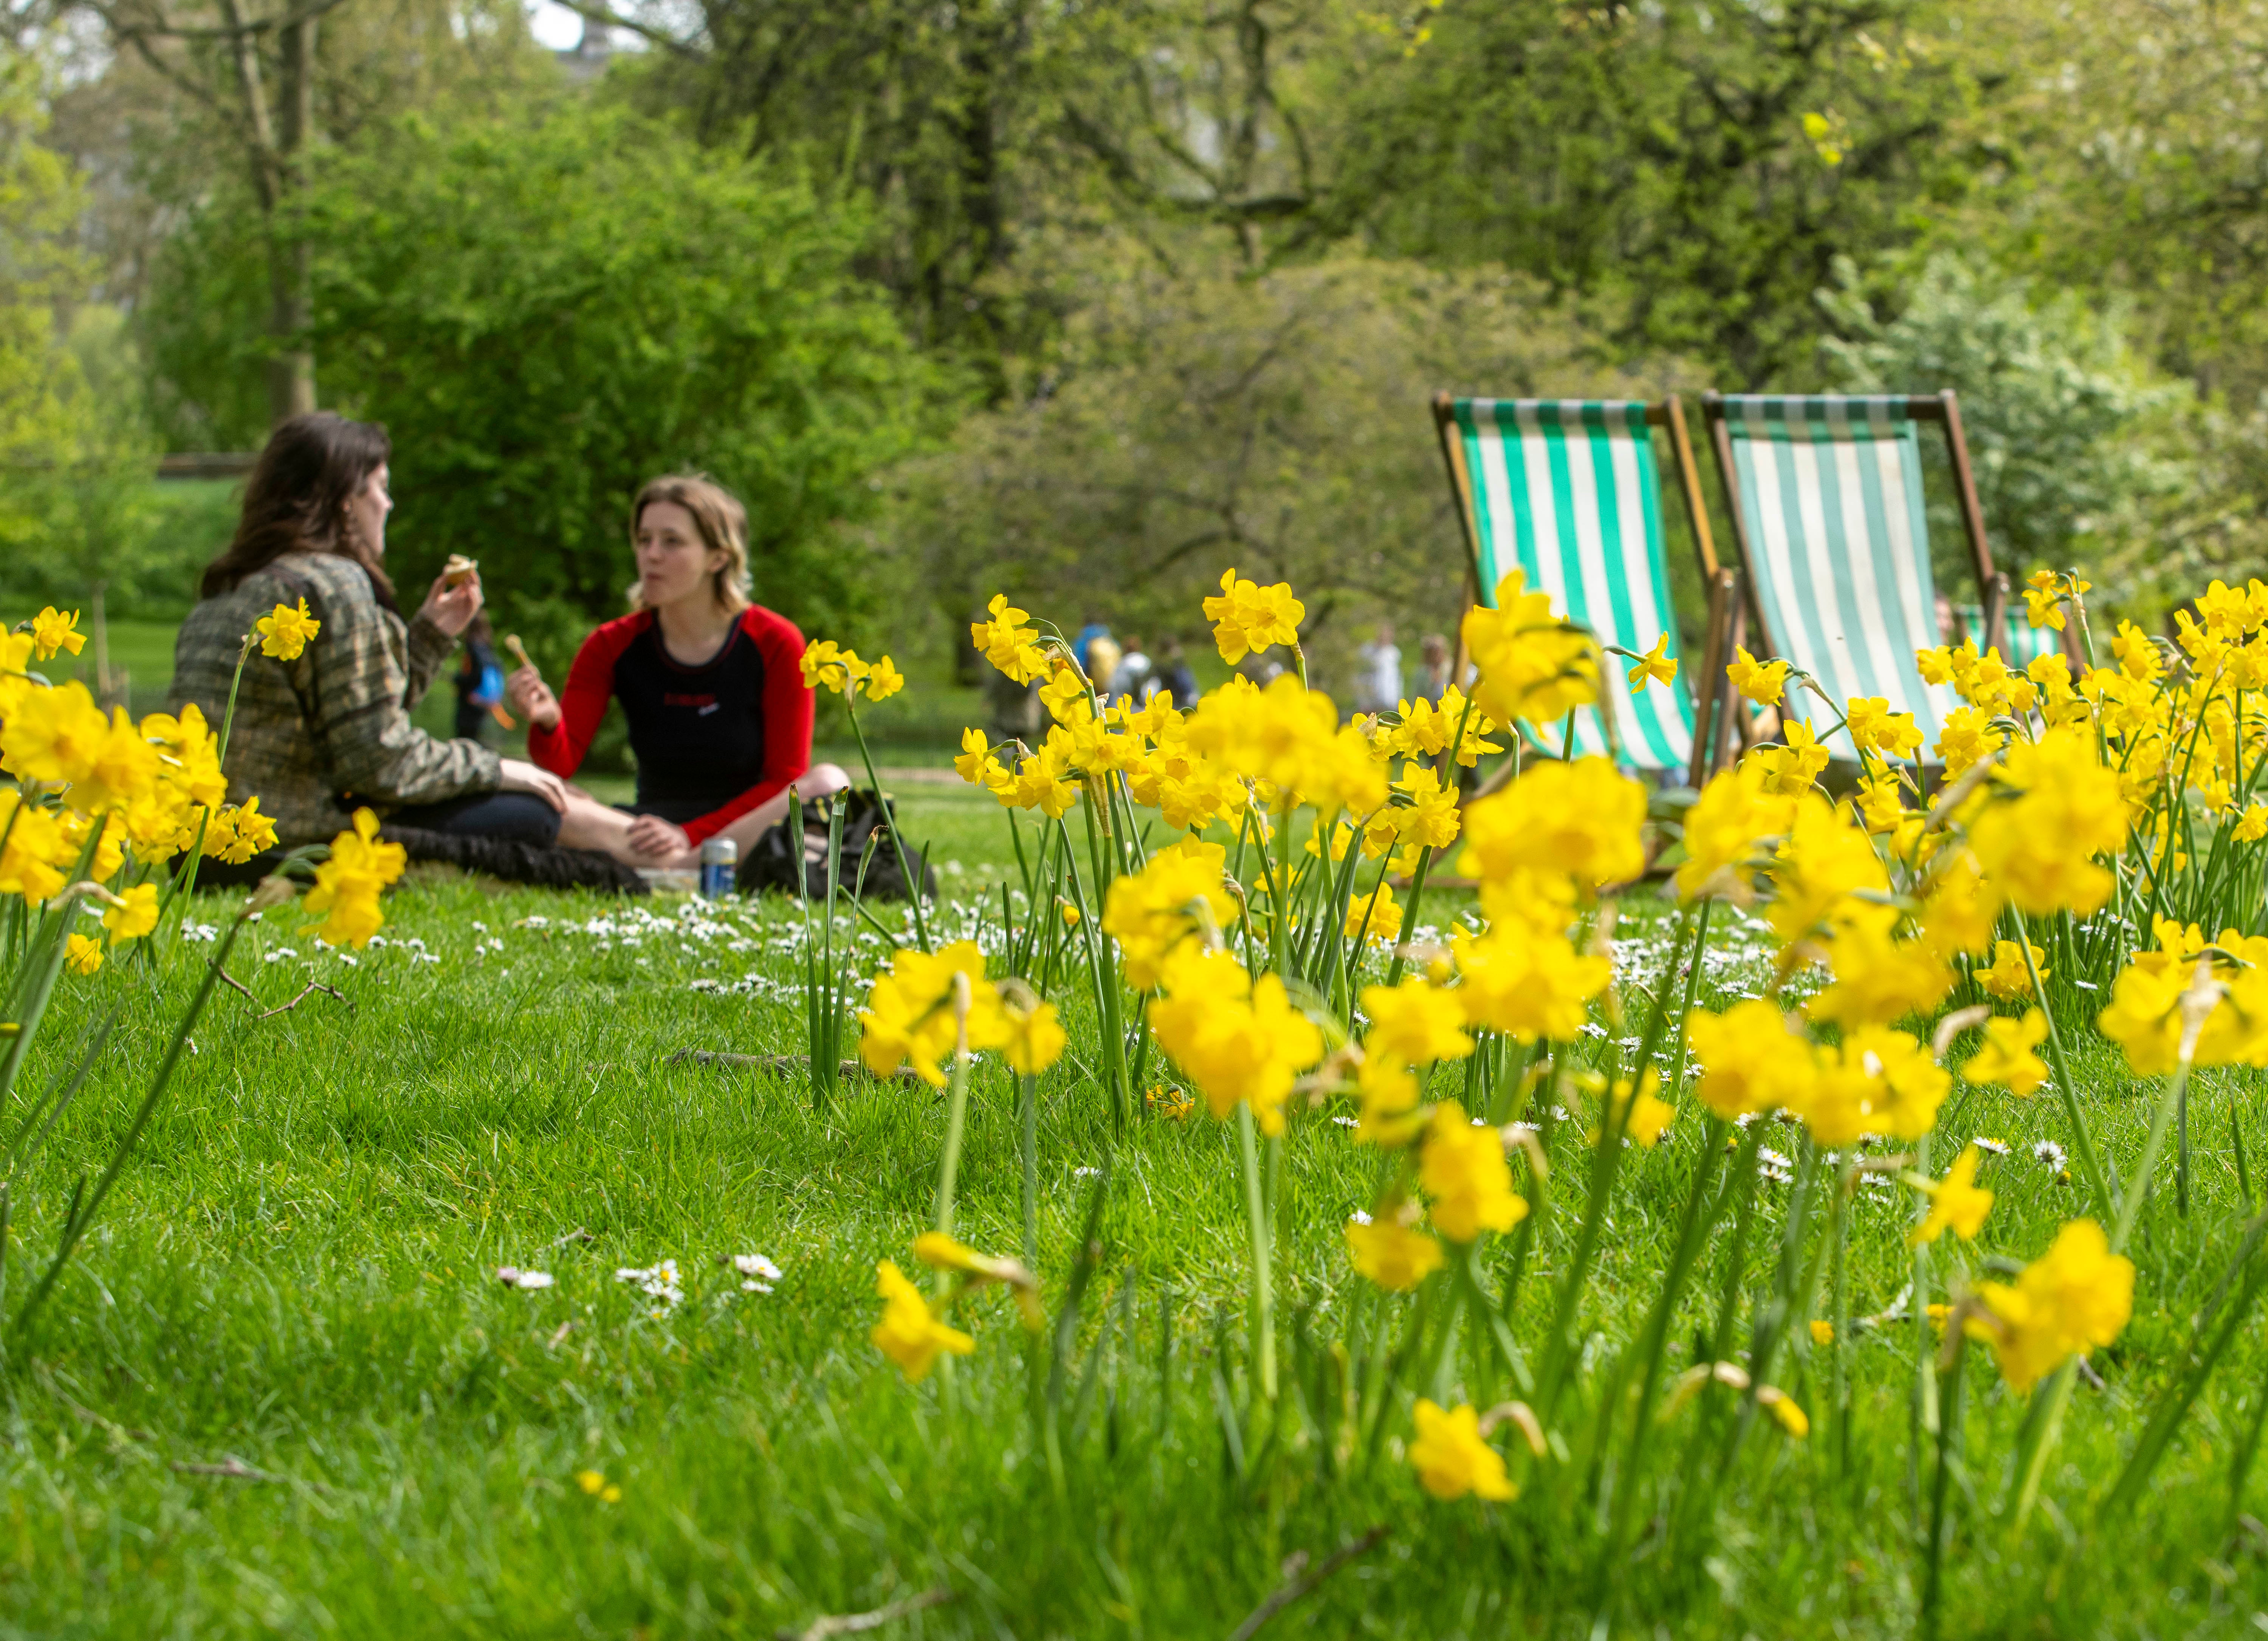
[267,10,319,422]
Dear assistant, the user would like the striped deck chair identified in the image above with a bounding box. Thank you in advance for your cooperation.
[1430,395,1740,785]
[1701,392,2006,757]
[1955,601,2069,668]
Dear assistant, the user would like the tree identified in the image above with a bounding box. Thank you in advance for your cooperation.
[891,239,1695,693]
[0,54,86,482]
[1819,252,2191,593]
[70,0,543,434]
[1329,0,1986,382]
[303,99,947,653]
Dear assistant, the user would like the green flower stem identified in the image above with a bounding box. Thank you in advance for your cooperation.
[933,1013,974,1241]
[1831,1180,1851,1480]
[843,697,930,953]
[2007,1359,2078,1531]
[1236,1100,1277,1402]
[1020,1071,1040,1269]
[1922,1329,1968,1639]
[159,633,256,936]
[1381,845,1433,990]
[1272,803,1294,978]
[2114,1059,2191,1254]
[1075,800,1132,1130]
[1909,1133,1936,1525]
[2012,908,2117,1222]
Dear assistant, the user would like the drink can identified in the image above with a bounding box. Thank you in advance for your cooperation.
[699,837,738,899]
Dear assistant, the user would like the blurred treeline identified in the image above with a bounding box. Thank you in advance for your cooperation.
[2,0,2265,690]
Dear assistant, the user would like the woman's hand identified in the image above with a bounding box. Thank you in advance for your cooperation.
[496,757,569,814]
[418,570,483,638]
[506,664,561,732]
[626,814,691,860]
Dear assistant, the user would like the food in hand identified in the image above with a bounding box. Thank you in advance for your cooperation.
[504,633,532,670]
[442,554,479,587]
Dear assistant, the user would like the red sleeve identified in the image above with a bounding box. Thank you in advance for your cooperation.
[680,607,814,845]
[526,614,646,779]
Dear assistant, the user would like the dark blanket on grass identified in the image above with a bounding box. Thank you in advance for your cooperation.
[377,825,651,894]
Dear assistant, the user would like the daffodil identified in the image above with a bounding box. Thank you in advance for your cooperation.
[302,807,407,948]
[861,655,905,702]
[799,640,870,694]
[64,933,103,975]
[1686,999,1811,1119]
[1909,1145,1994,1246]
[999,992,1066,1075]
[101,882,159,943]
[1626,631,1677,693]
[30,606,86,661]
[1975,940,2045,1000]
[254,598,321,661]
[1605,1068,1674,1146]
[1726,646,1790,706]
[1147,945,1324,1136]
[969,594,1050,684]
[952,726,1007,791]
[1345,1215,1444,1291]
[1966,1219,2133,1393]
[1419,1100,1525,1241]
[1462,570,1596,727]
[858,942,1006,1086]
[1844,697,1922,761]
[871,1258,977,1381]
[1408,1399,1516,1501]
[1201,569,1304,665]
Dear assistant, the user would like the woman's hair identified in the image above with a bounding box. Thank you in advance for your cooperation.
[628,473,752,612]
[198,412,395,602]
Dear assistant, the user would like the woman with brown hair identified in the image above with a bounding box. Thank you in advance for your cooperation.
[506,474,849,866]
[168,411,635,858]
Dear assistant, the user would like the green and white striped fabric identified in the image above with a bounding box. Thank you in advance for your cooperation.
[1718,395,1958,752]
[1451,399,1693,772]
[1955,602,2065,667]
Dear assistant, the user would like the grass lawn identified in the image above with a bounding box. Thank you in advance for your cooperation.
[11,786,2268,1637]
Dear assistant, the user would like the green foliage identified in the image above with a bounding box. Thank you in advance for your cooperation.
[136,187,276,452]
[1336,0,1986,381]
[297,99,952,652]
[1819,251,2190,589]
[0,58,90,488]
[897,242,1700,691]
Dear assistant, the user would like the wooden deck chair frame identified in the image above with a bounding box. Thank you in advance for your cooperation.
[1700,390,2007,748]
[1430,393,1743,790]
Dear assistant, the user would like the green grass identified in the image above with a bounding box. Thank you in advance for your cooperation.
[11,789,2268,1636]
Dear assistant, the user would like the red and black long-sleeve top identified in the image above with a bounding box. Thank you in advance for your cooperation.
[527,606,813,845]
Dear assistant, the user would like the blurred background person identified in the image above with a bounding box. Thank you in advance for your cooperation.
[1153,636,1198,708]
[1084,629,1122,700]
[453,611,508,745]
[1353,620,1402,716]
[1109,631,1155,703]
[1417,632,1452,705]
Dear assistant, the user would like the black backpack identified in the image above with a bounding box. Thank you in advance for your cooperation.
[736,787,937,903]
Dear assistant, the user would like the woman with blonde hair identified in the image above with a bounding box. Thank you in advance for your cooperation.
[507,474,848,868]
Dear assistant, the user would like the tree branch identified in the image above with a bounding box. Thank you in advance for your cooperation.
[547,0,707,58]
[77,0,355,42]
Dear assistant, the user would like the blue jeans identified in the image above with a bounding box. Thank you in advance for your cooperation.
[195,789,561,886]
[389,790,562,846]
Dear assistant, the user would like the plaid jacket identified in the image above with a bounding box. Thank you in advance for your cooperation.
[168,551,501,847]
